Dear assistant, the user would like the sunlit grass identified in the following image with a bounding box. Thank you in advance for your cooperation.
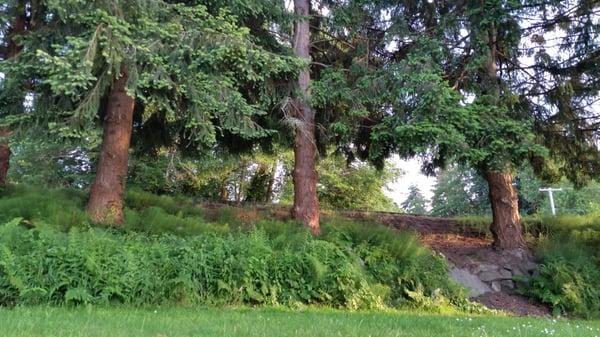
[1,306,599,337]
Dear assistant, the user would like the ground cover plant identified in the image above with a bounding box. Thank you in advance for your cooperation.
[0,186,467,311]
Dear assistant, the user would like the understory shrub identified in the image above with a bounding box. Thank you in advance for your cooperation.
[0,186,465,310]
[520,239,600,318]
[514,215,600,318]
[0,218,461,309]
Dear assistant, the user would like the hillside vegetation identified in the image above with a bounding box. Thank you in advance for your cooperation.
[0,186,470,312]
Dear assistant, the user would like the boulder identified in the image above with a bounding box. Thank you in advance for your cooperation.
[479,268,512,282]
[450,267,491,297]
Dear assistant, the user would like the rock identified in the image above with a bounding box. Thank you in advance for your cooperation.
[479,268,512,282]
[491,281,502,292]
[500,280,515,290]
[450,267,491,297]
[504,248,528,260]
[473,263,498,274]
[510,267,526,277]
[524,261,538,272]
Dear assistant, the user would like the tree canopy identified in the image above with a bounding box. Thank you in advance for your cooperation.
[0,0,599,248]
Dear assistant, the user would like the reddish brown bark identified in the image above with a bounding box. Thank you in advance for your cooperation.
[485,171,526,250]
[291,0,320,235]
[0,139,10,187]
[0,1,27,187]
[87,67,135,224]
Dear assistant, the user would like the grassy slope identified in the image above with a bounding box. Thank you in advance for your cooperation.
[1,307,599,337]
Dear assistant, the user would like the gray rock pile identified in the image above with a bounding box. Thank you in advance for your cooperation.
[447,248,537,297]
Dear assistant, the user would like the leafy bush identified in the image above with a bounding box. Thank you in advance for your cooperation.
[0,186,465,310]
[0,217,463,309]
[505,215,600,318]
[520,239,600,318]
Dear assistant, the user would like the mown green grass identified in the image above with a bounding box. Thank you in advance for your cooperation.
[0,306,598,337]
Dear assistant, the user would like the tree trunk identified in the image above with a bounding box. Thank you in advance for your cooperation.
[0,134,10,187]
[265,163,276,203]
[87,67,135,224]
[291,0,320,235]
[485,171,526,250]
[0,0,27,187]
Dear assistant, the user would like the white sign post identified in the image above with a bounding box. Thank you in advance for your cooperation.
[539,188,562,216]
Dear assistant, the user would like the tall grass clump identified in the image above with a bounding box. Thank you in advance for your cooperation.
[0,185,88,230]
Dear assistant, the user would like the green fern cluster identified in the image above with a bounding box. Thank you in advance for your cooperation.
[0,186,464,310]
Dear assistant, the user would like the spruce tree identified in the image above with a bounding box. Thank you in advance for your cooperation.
[401,185,428,215]
[4,0,299,223]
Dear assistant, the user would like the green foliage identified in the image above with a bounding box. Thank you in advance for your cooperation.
[0,186,464,310]
[401,185,428,215]
[521,239,600,318]
[431,165,489,217]
[279,154,400,212]
[0,185,89,231]
[481,213,600,318]
[129,152,280,203]
[315,156,400,212]
[4,0,300,150]
[7,138,94,188]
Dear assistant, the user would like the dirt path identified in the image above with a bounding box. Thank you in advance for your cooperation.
[346,212,550,317]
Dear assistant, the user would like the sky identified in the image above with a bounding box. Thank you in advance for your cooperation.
[384,156,436,208]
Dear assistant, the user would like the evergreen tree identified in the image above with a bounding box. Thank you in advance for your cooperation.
[3,0,298,223]
[290,0,320,235]
[0,0,37,186]
[357,0,600,250]
[431,166,489,217]
[401,185,428,215]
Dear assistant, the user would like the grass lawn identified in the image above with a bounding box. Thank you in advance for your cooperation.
[1,307,599,337]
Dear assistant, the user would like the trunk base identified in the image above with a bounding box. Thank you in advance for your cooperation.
[87,68,134,225]
[486,171,526,250]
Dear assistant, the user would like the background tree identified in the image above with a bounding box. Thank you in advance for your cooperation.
[355,0,600,250]
[0,0,39,186]
[401,185,428,215]
[431,165,489,217]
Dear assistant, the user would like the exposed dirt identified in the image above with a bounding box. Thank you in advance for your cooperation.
[475,292,551,317]
[345,211,551,317]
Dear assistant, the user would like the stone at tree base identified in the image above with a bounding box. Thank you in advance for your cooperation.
[491,281,502,292]
[473,263,498,274]
[524,261,538,272]
[479,269,512,282]
[500,280,515,290]
[450,267,491,297]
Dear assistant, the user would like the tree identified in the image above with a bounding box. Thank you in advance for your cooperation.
[401,185,428,215]
[0,0,29,186]
[353,0,600,250]
[431,165,489,217]
[290,0,320,235]
[8,0,298,223]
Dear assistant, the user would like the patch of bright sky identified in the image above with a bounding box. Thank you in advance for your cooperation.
[385,156,435,208]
